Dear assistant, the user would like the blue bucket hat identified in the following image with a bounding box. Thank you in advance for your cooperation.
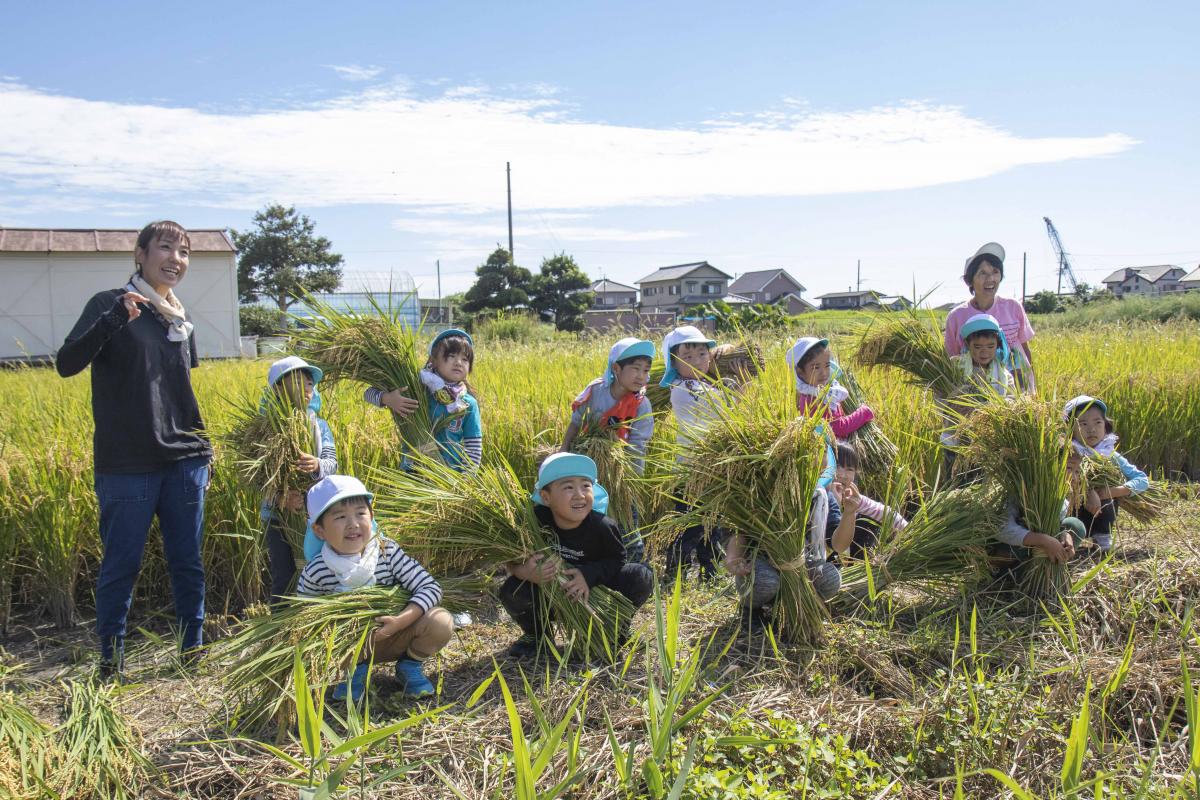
[1062,395,1108,422]
[958,313,1011,365]
[532,453,609,514]
[303,475,377,560]
[268,355,323,387]
[430,328,473,355]
[659,326,715,387]
[606,337,655,386]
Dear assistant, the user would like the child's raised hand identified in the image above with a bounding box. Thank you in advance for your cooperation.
[516,554,558,584]
[373,614,412,641]
[560,567,590,604]
[381,389,419,417]
[840,482,862,515]
[1026,532,1071,564]
[280,489,305,512]
[297,453,320,473]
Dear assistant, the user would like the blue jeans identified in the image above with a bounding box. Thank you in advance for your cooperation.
[94,456,209,659]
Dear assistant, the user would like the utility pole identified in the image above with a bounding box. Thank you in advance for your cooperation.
[856,259,861,292]
[506,162,514,265]
[1022,252,1027,302]
[436,259,442,323]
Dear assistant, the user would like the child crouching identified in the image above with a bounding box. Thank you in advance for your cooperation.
[297,475,453,700]
[499,454,654,659]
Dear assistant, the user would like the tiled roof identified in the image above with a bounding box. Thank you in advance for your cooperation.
[0,228,235,253]
[635,261,731,284]
[591,279,638,293]
[1102,265,1182,284]
[728,268,805,294]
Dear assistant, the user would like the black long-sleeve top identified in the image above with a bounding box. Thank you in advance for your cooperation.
[56,289,212,473]
[533,505,626,588]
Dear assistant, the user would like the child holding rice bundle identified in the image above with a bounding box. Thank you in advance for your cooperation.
[365,328,483,472]
[1064,395,1151,553]
[660,325,724,582]
[561,337,655,561]
[499,454,654,659]
[298,475,452,700]
[259,356,338,602]
[831,442,909,560]
[789,337,875,440]
[708,340,762,391]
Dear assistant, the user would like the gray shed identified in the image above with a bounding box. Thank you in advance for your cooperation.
[0,227,240,360]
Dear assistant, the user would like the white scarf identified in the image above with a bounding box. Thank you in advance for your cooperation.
[1072,433,1119,458]
[127,274,193,342]
[806,487,829,562]
[420,367,469,413]
[795,376,849,406]
[320,537,380,592]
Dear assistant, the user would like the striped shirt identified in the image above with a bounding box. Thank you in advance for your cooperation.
[296,537,442,612]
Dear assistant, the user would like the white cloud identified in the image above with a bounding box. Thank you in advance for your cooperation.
[391,215,688,243]
[325,64,385,82]
[0,80,1136,216]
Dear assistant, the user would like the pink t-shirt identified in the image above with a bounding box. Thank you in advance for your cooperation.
[944,296,1035,356]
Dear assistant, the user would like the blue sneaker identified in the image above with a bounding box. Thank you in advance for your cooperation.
[332,662,369,703]
[395,657,434,698]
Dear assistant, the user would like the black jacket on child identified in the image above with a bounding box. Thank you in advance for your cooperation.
[533,505,626,587]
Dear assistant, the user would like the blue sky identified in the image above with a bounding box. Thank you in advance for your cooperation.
[2,1,1197,304]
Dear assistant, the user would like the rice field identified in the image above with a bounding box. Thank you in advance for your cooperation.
[1,318,1199,798]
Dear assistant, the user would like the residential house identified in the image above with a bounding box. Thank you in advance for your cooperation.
[636,261,732,314]
[1101,265,1187,298]
[1177,266,1200,292]
[590,278,638,309]
[727,268,807,305]
[773,292,816,315]
[816,290,885,311]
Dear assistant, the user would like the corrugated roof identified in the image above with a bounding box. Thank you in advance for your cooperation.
[635,261,731,284]
[1180,266,1200,284]
[591,278,638,293]
[728,268,806,295]
[723,293,753,304]
[816,290,882,299]
[0,228,235,253]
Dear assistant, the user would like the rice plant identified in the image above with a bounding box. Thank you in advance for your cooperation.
[1080,455,1169,523]
[370,455,635,661]
[56,680,155,799]
[854,307,962,399]
[0,690,58,798]
[833,359,901,495]
[569,419,641,533]
[961,396,1073,600]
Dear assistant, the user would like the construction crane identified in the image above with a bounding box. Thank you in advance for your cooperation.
[1043,216,1079,295]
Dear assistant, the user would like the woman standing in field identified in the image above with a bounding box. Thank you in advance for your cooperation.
[56,220,212,679]
[944,242,1037,391]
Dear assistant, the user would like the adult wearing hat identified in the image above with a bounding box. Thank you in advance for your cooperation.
[944,243,1037,390]
[56,220,212,678]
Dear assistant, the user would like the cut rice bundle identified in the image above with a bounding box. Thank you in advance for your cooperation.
[211,579,483,734]
[680,390,829,644]
[833,360,900,486]
[288,293,450,459]
[220,388,320,561]
[1080,456,1169,524]
[839,485,1002,599]
[960,396,1073,600]
[570,420,642,533]
[854,309,962,400]
[370,456,635,661]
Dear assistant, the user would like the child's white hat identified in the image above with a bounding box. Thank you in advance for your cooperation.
[1063,395,1108,421]
[606,337,655,385]
[307,475,374,527]
[268,355,323,387]
[660,326,715,387]
[786,337,829,372]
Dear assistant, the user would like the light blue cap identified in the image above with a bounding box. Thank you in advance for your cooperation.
[958,313,1011,365]
[606,337,655,385]
[268,355,323,387]
[659,326,715,387]
[430,328,473,354]
[531,453,609,514]
[1063,394,1108,421]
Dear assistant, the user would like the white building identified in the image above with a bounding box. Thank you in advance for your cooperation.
[1101,265,1187,298]
[0,227,240,360]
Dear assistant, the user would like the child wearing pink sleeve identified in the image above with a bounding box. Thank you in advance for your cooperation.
[787,337,874,440]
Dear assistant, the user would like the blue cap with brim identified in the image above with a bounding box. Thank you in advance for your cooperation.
[606,338,656,385]
[532,453,609,515]
[958,313,1011,366]
[268,355,323,388]
[1063,395,1108,421]
[660,326,716,387]
[430,328,473,355]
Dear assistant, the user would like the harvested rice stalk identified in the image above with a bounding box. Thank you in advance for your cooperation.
[57,681,155,799]
[220,389,318,561]
[1080,456,1169,524]
[961,396,1073,600]
[371,457,635,660]
[833,360,899,482]
[0,690,59,798]
[854,309,962,399]
[709,340,763,390]
[211,579,483,734]
[289,293,448,458]
[571,420,641,532]
[680,391,829,644]
[839,485,1002,600]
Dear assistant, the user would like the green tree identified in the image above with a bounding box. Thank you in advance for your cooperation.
[1024,290,1063,314]
[232,204,344,313]
[529,253,593,331]
[461,248,533,313]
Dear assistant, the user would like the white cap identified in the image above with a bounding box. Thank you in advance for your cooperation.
[660,326,716,386]
[964,242,1006,273]
[786,337,829,372]
[267,355,322,388]
[307,475,374,526]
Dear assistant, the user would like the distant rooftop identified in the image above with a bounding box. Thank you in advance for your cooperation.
[0,227,235,253]
[635,261,732,284]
